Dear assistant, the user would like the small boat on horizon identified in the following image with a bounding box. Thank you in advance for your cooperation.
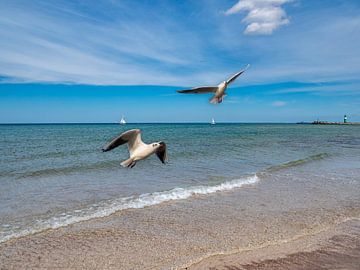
[211,118,216,125]
[120,116,126,125]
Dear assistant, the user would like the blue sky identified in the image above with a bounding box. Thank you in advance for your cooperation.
[0,0,359,123]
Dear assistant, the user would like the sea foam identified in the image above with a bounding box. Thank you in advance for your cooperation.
[0,175,259,243]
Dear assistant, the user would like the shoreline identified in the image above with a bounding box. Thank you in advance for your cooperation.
[1,205,359,270]
[0,174,260,245]
[1,163,359,269]
[1,149,359,269]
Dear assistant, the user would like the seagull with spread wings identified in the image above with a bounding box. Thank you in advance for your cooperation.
[177,64,250,104]
[102,129,167,168]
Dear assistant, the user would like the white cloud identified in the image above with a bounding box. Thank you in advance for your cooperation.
[225,0,292,35]
[0,1,359,87]
[272,100,287,106]
[0,1,205,85]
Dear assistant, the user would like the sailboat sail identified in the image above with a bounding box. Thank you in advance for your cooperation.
[120,116,126,125]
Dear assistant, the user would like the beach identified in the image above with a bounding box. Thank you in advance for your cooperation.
[1,0,360,267]
[187,218,360,270]
[0,124,359,269]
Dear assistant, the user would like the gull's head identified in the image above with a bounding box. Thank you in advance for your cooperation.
[152,142,164,149]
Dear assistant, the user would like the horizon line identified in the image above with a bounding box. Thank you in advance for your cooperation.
[0,122,304,125]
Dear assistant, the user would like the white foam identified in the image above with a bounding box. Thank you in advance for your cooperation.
[0,175,259,243]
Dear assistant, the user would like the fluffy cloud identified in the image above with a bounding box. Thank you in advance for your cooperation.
[225,0,292,35]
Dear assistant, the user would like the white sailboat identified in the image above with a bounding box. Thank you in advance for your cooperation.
[120,115,126,125]
[211,118,216,125]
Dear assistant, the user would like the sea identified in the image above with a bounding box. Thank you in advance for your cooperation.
[1,123,360,245]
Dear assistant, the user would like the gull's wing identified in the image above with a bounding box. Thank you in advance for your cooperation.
[156,142,167,164]
[102,129,144,154]
[177,86,218,94]
[226,64,250,85]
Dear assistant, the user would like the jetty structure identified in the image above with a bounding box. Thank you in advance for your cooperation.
[312,115,360,125]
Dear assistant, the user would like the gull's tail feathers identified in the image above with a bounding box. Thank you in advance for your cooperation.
[209,95,225,104]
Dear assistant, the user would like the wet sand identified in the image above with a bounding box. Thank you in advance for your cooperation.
[1,161,359,269]
[186,219,360,270]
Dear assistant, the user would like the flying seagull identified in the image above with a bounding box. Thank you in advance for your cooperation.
[177,64,250,104]
[102,129,167,168]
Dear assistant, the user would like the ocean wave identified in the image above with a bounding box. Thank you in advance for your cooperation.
[4,152,331,180]
[0,153,333,243]
[265,153,330,172]
[1,160,120,179]
[0,175,259,244]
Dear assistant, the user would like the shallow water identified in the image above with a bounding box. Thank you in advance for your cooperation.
[0,123,359,243]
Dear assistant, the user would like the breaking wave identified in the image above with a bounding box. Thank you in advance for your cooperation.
[0,175,259,243]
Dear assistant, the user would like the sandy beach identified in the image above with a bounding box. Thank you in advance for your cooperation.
[1,154,359,269]
[186,219,360,270]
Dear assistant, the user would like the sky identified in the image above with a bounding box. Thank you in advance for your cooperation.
[0,0,360,123]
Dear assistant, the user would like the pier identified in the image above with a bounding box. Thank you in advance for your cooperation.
[311,121,360,125]
[298,115,360,125]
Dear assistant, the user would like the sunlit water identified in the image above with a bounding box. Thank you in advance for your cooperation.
[0,123,359,242]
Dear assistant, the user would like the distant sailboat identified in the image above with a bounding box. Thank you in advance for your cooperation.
[120,115,126,125]
[211,118,216,125]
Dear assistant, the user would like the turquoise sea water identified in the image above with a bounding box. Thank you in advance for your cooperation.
[0,123,359,242]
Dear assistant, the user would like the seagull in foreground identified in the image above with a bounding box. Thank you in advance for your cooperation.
[102,129,167,168]
[177,64,250,104]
